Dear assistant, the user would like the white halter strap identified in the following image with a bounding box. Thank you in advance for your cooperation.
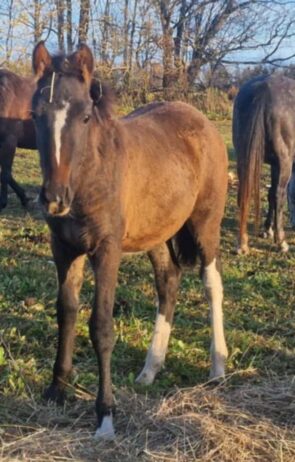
[49,72,56,103]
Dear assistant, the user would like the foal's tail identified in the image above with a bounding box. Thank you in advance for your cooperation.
[237,90,266,232]
[173,224,199,267]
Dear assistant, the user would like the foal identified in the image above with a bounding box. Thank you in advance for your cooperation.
[0,69,36,209]
[32,42,228,439]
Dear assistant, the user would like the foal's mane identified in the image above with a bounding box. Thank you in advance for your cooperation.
[91,77,115,121]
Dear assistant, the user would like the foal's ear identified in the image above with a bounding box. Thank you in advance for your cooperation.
[90,80,114,120]
[70,44,94,85]
[32,41,52,79]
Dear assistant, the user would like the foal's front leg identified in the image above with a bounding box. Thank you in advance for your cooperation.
[89,241,121,440]
[44,237,85,403]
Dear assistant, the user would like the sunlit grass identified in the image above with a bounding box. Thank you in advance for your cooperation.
[0,123,295,409]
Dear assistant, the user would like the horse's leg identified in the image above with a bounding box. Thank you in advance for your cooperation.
[89,241,121,440]
[8,176,29,207]
[136,242,182,385]
[274,155,292,252]
[0,138,16,209]
[237,167,250,255]
[0,139,28,209]
[44,236,85,404]
[190,215,228,380]
[263,162,278,239]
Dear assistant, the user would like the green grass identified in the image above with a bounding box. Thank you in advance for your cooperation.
[0,122,295,411]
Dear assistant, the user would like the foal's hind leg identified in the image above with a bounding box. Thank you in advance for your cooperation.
[203,256,228,379]
[189,216,228,379]
[0,139,28,209]
[44,236,85,404]
[136,242,182,385]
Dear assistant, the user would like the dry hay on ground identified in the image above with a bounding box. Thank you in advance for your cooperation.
[0,375,295,462]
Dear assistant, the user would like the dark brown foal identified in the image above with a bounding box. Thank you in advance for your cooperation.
[32,41,228,439]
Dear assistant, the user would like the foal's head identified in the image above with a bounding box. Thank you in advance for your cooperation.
[32,42,105,216]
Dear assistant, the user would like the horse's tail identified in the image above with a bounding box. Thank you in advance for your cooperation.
[237,89,266,232]
[172,224,199,267]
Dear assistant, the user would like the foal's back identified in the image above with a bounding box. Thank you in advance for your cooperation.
[120,101,227,251]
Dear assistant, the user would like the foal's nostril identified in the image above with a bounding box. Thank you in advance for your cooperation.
[41,184,70,206]
[43,188,58,204]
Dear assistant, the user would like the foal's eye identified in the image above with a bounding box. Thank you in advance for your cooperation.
[83,114,91,124]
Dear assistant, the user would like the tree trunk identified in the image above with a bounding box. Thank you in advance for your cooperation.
[123,0,129,69]
[34,0,42,45]
[128,0,138,72]
[187,12,204,87]
[101,0,110,62]
[56,0,65,51]
[78,0,90,44]
[66,0,73,52]
[174,0,186,65]
[159,1,174,99]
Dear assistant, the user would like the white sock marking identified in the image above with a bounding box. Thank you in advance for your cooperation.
[136,313,171,385]
[53,103,69,166]
[281,240,289,252]
[203,258,228,379]
[94,415,115,440]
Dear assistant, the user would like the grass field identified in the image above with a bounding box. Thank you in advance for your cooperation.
[0,118,295,461]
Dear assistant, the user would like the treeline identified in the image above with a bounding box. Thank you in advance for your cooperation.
[1,1,295,101]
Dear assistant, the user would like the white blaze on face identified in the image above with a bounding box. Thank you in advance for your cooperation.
[136,312,171,385]
[53,103,70,166]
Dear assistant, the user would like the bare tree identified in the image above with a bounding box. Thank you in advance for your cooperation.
[129,0,138,71]
[5,0,14,62]
[34,0,43,44]
[79,0,90,44]
[185,1,295,86]
[123,0,129,68]
[154,0,177,97]
[56,0,65,51]
[66,0,73,52]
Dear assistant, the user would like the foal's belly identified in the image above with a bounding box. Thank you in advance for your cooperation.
[121,191,197,252]
[121,158,199,251]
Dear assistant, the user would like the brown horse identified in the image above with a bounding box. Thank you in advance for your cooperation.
[233,74,295,254]
[0,69,37,209]
[32,42,228,439]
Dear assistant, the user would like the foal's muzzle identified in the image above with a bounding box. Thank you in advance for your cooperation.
[40,183,72,217]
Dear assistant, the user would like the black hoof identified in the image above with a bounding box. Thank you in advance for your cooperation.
[205,376,225,388]
[20,197,30,209]
[43,384,66,405]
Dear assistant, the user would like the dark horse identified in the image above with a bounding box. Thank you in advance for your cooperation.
[233,74,295,254]
[0,69,36,209]
[32,42,228,439]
